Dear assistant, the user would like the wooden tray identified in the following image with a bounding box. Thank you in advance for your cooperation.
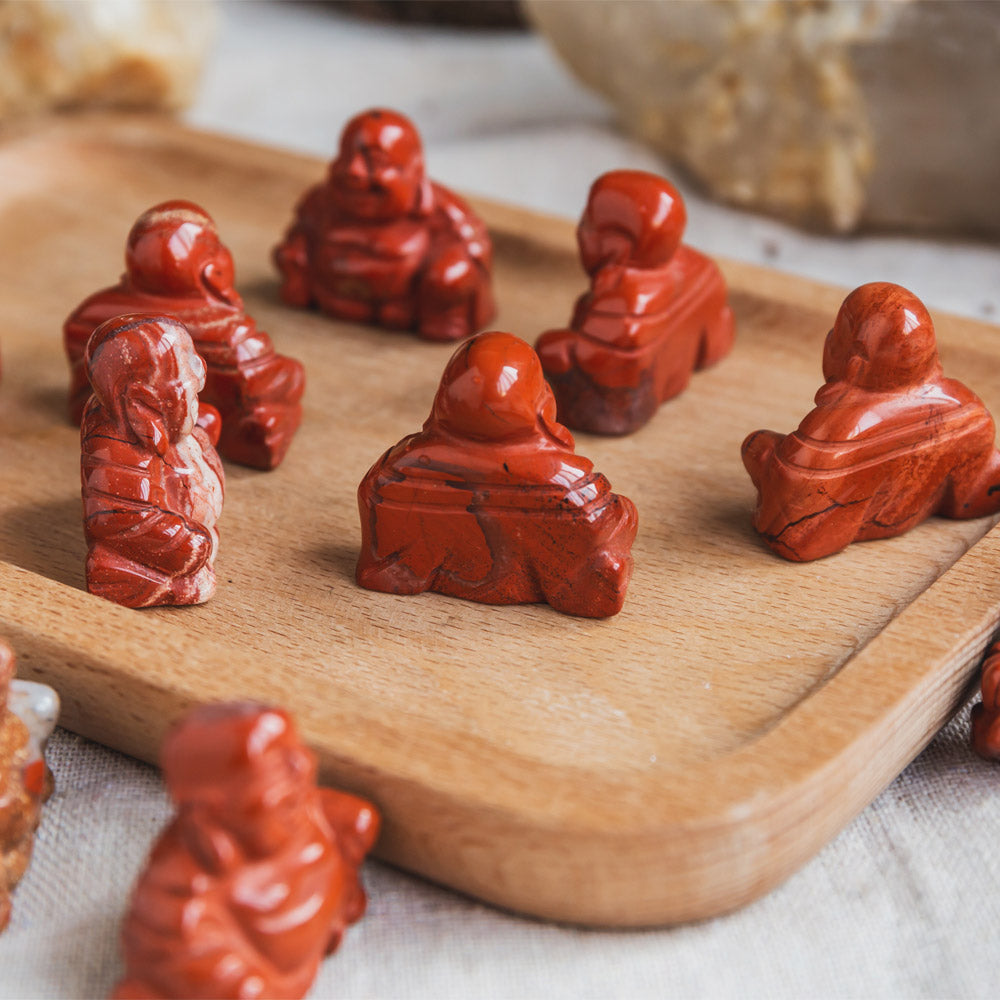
[2,114,999,927]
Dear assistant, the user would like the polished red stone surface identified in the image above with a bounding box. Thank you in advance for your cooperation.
[65,200,305,470]
[742,282,1000,561]
[536,170,734,435]
[82,315,225,608]
[972,641,1000,760]
[113,702,380,1000]
[357,331,638,617]
[273,108,494,342]
[0,641,51,934]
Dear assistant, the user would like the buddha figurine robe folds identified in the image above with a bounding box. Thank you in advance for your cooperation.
[357,331,638,618]
[65,200,305,470]
[972,641,1000,760]
[113,701,380,1000]
[81,315,225,608]
[742,282,1000,562]
[0,640,58,934]
[536,170,734,435]
[273,107,495,342]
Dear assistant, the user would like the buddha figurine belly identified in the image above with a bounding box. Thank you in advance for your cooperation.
[312,218,430,325]
[273,108,495,342]
[65,200,305,470]
[742,282,1000,561]
[113,702,380,1000]
[536,170,734,435]
[81,315,225,608]
[357,331,638,618]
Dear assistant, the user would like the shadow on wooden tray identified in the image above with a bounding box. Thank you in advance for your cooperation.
[25,385,68,425]
[0,496,85,590]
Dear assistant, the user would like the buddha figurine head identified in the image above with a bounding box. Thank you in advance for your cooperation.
[822,282,942,391]
[430,332,573,446]
[85,314,205,455]
[577,170,687,275]
[327,108,431,222]
[125,200,238,304]
[161,702,317,859]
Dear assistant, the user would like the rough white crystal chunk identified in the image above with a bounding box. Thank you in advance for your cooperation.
[0,0,216,119]
[525,0,1000,235]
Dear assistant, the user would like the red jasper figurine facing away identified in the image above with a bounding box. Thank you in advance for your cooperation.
[357,331,638,618]
[742,282,1000,562]
[81,315,225,608]
[273,107,495,342]
[536,169,734,435]
[65,200,305,470]
[112,701,380,1000]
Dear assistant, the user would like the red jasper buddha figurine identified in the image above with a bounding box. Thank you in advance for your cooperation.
[65,200,305,470]
[357,331,638,618]
[113,701,380,1000]
[273,107,495,342]
[972,641,1000,760]
[0,639,58,934]
[536,170,734,435]
[742,282,1000,562]
[81,314,225,608]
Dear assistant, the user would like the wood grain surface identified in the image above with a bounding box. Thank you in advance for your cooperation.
[1,114,998,926]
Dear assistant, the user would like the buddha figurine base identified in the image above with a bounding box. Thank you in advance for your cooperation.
[357,331,638,618]
[742,282,1000,561]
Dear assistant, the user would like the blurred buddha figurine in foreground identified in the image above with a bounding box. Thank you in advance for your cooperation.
[357,331,638,618]
[81,315,224,608]
[273,108,495,342]
[536,170,734,435]
[65,200,305,470]
[0,639,58,934]
[113,701,380,1000]
[742,282,1000,561]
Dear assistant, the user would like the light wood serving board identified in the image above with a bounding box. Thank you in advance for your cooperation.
[2,114,999,927]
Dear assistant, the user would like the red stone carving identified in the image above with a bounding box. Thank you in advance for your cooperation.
[742,282,1000,561]
[65,200,305,470]
[972,641,1000,760]
[273,108,495,342]
[82,315,225,608]
[0,640,57,934]
[113,701,380,1000]
[357,331,638,617]
[536,170,734,435]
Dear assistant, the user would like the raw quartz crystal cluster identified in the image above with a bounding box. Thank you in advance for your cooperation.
[0,0,215,119]
[525,0,1000,236]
